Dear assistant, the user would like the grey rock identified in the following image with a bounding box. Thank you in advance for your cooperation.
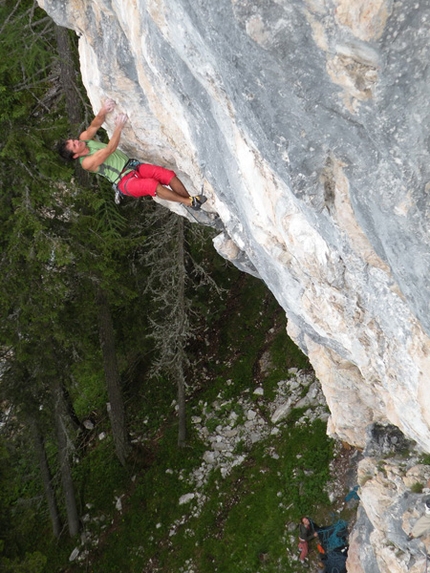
[212,441,230,452]
[365,423,414,457]
[69,548,80,562]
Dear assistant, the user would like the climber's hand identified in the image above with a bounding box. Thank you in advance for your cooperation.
[115,113,128,128]
[101,98,116,114]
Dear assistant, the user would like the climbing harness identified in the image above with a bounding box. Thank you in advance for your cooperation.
[112,158,141,204]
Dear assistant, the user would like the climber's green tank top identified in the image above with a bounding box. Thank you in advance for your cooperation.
[79,140,130,184]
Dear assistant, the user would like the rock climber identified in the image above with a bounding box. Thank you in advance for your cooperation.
[58,98,206,210]
[298,516,320,564]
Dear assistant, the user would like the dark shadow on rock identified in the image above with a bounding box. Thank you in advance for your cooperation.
[364,422,415,457]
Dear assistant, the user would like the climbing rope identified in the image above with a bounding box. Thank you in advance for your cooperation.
[318,520,348,552]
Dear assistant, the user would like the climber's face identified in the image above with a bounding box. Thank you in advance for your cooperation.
[66,139,88,158]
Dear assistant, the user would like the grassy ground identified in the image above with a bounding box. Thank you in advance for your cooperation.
[36,257,357,573]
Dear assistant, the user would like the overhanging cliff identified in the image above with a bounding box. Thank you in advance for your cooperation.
[38,0,430,452]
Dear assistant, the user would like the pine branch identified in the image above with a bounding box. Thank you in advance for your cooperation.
[0,0,21,36]
[13,70,58,91]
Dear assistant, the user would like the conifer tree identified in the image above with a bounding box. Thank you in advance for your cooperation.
[0,0,86,543]
[31,419,62,538]
[141,206,221,446]
[96,285,130,465]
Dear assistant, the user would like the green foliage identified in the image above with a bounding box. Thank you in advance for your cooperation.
[196,273,276,404]
[0,0,149,558]
[0,439,15,548]
[281,418,333,518]
[71,364,107,418]
[71,411,333,573]
[0,430,53,561]
[411,482,424,494]
[72,438,130,512]
[271,326,310,372]
[0,551,47,573]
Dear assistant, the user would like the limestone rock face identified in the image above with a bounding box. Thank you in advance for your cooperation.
[37,0,430,452]
[351,455,430,573]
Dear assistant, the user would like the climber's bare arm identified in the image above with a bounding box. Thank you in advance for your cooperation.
[79,98,116,142]
[81,114,128,172]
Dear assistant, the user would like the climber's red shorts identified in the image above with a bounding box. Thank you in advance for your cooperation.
[118,164,176,197]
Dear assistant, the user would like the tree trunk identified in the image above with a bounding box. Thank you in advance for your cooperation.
[54,384,80,537]
[176,217,187,447]
[62,382,82,433]
[55,24,90,187]
[32,420,62,538]
[176,358,187,447]
[96,286,130,466]
[55,25,82,127]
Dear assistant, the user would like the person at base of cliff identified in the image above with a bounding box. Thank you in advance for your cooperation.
[298,516,320,565]
[409,498,430,542]
[58,98,206,210]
